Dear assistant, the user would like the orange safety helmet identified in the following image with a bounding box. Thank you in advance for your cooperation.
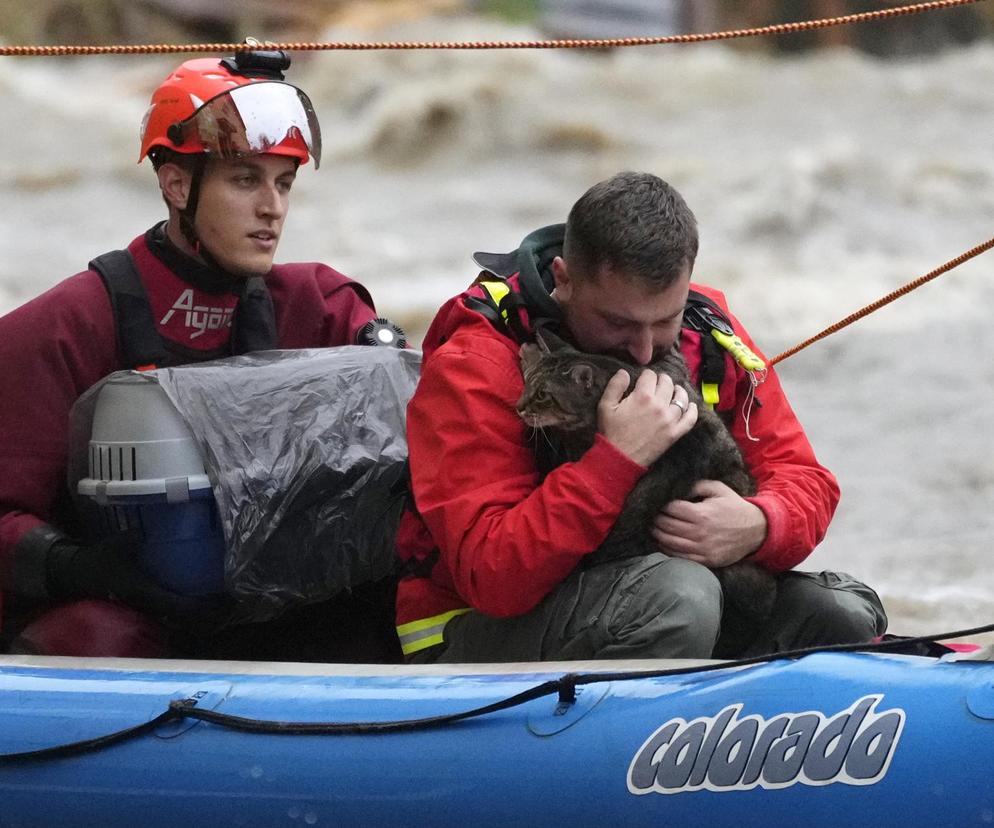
[139,51,321,168]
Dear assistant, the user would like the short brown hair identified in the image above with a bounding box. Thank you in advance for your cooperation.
[563,172,698,288]
[147,146,203,173]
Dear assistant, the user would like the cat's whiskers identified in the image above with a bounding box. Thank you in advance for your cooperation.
[537,427,556,454]
[526,425,556,455]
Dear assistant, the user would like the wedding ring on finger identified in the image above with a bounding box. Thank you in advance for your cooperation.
[670,397,687,414]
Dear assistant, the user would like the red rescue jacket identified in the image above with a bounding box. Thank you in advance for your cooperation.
[396,236,839,649]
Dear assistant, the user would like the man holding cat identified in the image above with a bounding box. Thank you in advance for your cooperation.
[396,171,885,663]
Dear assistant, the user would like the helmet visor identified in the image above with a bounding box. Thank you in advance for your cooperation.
[178,81,322,168]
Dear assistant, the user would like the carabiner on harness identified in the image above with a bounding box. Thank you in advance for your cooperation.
[682,295,767,440]
[683,299,767,392]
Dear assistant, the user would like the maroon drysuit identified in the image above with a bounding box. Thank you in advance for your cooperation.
[0,225,377,655]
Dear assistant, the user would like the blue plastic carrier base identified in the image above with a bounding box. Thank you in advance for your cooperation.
[89,489,225,595]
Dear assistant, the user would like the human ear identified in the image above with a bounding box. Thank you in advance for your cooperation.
[551,256,573,302]
[156,163,192,211]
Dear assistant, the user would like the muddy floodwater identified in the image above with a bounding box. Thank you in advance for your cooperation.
[3,14,992,644]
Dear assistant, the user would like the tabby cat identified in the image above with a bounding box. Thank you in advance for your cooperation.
[517,329,777,625]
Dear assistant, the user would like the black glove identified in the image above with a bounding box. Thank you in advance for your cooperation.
[45,531,233,635]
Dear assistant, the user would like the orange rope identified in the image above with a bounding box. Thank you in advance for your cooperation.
[0,0,984,56]
[770,235,994,365]
[2,0,988,370]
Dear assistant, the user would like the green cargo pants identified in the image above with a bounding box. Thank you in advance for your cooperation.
[410,554,886,664]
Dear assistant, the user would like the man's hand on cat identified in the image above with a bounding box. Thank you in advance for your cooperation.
[598,368,697,467]
[650,479,768,567]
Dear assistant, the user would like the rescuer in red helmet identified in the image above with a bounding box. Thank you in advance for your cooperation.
[0,51,403,661]
[138,51,324,275]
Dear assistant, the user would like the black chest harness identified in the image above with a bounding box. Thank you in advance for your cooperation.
[465,249,764,410]
[90,249,174,370]
[89,248,281,371]
[90,245,406,372]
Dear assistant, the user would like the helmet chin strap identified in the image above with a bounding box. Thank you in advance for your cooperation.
[177,155,231,277]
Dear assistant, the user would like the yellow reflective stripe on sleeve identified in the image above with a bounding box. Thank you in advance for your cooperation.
[701,382,719,409]
[479,281,511,322]
[711,330,765,372]
[396,608,472,656]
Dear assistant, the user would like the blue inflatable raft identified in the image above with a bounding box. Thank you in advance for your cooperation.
[1,647,993,827]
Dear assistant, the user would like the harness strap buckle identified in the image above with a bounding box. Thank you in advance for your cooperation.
[683,301,734,337]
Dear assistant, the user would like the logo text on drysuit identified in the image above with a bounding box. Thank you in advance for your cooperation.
[628,694,904,795]
[160,289,234,340]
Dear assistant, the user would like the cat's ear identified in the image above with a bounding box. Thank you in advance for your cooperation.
[569,363,595,390]
[535,325,570,353]
[519,342,541,369]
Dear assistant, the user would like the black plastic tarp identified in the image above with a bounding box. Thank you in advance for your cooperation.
[72,347,420,621]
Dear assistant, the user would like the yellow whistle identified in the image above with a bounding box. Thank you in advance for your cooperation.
[712,330,766,372]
